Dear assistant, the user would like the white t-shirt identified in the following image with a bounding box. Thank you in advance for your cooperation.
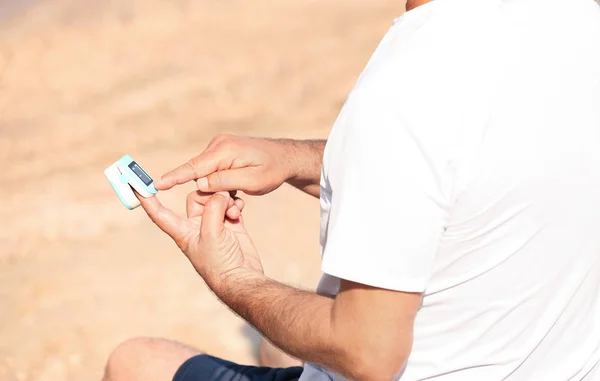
[300,0,600,379]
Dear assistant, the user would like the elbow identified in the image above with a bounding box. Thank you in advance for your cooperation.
[353,361,406,381]
[343,349,409,381]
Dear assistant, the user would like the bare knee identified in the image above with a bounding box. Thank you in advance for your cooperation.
[103,337,201,381]
[104,337,152,381]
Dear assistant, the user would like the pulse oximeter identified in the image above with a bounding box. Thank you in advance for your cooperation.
[104,155,158,210]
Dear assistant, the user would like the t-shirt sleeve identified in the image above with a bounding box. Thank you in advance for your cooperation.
[320,86,453,293]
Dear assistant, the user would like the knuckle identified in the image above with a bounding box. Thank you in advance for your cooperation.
[187,156,201,169]
[219,141,237,152]
[186,191,196,201]
[208,134,224,146]
[205,194,228,212]
[204,197,218,211]
[207,173,221,189]
[186,192,197,207]
[146,207,160,224]
[212,134,233,146]
[218,134,239,149]
[213,193,228,205]
[177,236,192,253]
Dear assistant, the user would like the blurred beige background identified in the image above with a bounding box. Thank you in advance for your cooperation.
[0,1,404,380]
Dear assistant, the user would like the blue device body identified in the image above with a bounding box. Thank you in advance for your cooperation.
[105,155,157,210]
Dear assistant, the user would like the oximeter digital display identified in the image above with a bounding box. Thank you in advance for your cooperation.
[129,161,153,186]
[104,155,158,210]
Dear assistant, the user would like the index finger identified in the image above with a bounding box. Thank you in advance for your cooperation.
[154,150,223,191]
[138,194,187,243]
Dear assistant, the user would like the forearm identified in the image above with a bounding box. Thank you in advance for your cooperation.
[213,274,360,379]
[282,139,326,198]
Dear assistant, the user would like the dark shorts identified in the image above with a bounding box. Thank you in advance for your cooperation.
[173,354,304,381]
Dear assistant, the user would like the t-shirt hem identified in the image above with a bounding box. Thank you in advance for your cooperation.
[321,262,428,293]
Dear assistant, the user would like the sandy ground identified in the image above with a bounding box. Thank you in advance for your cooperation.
[0,1,403,380]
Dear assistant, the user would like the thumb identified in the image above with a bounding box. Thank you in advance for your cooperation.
[196,168,260,193]
[200,191,231,239]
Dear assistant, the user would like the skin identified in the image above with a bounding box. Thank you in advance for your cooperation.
[259,339,302,368]
[154,135,326,199]
[103,2,433,380]
[102,339,200,381]
[406,0,432,11]
[104,135,423,381]
[135,186,422,381]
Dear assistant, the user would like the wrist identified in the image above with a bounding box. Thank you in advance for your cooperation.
[210,268,268,300]
[272,138,301,182]
[282,139,324,183]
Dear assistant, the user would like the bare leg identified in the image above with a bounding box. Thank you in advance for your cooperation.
[258,338,302,368]
[102,337,201,381]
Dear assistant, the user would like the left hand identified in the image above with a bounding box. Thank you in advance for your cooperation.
[138,191,264,290]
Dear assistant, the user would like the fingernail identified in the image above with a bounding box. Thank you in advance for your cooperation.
[196,177,208,190]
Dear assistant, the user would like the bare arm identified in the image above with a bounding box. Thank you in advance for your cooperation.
[140,188,422,381]
[284,139,326,198]
[215,273,421,381]
[155,135,325,198]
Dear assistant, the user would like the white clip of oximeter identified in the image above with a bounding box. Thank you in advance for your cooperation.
[104,155,158,210]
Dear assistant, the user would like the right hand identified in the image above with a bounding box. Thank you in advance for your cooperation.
[154,135,296,195]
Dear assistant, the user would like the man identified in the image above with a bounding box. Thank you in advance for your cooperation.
[103,0,600,380]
